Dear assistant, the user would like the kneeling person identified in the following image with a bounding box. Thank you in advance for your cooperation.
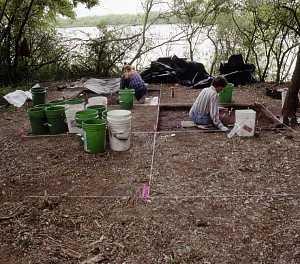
[120,65,147,103]
[189,76,229,132]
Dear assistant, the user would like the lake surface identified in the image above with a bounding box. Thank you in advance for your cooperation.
[57,24,214,70]
[57,25,295,80]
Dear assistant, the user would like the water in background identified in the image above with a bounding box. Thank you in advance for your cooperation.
[57,24,214,70]
[57,25,296,80]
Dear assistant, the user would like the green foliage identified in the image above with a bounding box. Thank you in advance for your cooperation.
[208,0,299,81]
[0,0,99,84]
[68,24,140,77]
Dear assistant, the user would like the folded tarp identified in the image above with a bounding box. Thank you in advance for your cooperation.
[84,78,120,95]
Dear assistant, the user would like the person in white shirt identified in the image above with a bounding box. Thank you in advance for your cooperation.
[189,76,229,132]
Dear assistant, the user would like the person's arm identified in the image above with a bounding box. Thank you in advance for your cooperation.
[120,76,125,90]
[210,94,228,131]
[120,76,127,89]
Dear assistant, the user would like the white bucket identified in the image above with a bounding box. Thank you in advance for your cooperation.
[235,109,256,137]
[87,96,107,107]
[107,110,132,151]
[281,88,288,108]
[65,103,85,134]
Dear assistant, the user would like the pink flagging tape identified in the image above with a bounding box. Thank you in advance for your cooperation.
[243,124,253,133]
[142,183,150,201]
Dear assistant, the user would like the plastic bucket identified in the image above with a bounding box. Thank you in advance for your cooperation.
[34,103,51,109]
[88,96,107,107]
[45,106,67,134]
[235,109,256,137]
[31,87,47,106]
[119,89,135,110]
[219,83,234,104]
[107,110,132,151]
[65,99,85,133]
[65,98,84,105]
[49,99,65,106]
[102,110,107,120]
[87,105,106,118]
[83,119,107,154]
[75,109,98,128]
[28,107,48,135]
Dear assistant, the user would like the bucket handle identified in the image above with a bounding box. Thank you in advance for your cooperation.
[112,131,130,140]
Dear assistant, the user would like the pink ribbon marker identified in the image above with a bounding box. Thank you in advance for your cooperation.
[142,183,150,201]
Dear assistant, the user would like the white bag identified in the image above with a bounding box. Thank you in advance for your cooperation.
[4,90,32,107]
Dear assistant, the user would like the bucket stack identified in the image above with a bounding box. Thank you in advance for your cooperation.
[27,94,133,154]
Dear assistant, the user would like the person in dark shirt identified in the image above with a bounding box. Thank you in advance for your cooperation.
[120,65,147,103]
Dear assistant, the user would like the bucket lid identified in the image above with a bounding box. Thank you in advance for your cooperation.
[107,110,131,119]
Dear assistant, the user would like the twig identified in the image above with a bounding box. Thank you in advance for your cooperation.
[81,254,107,264]
[46,235,81,259]
[0,206,25,221]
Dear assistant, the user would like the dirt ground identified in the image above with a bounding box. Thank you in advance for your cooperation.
[0,81,300,264]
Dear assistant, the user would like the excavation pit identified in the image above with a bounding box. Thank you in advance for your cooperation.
[157,103,283,132]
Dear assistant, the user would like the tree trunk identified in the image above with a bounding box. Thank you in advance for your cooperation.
[188,37,193,61]
[13,0,35,69]
[282,48,300,126]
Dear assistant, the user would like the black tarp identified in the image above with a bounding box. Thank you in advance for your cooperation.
[141,54,256,89]
[219,54,256,86]
[141,55,210,86]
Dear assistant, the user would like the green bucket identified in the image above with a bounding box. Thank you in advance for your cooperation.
[75,109,98,128]
[45,106,67,134]
[49,99,65,106]
[119,89,135,110]
[34,103,51,109]
[65,98,84,105]
[83,119,107,154]
[102,109,107,120]
[31,88,47,106]
[219,83,234,104]
[87,105,106,118]
[28,107,49,135]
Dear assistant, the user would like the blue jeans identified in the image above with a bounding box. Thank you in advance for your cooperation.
[190,111,211,125]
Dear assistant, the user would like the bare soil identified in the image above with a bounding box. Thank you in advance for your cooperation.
[0,82,300,264]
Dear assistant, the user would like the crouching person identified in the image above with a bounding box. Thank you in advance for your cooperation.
[120,64,147,103]
[189,76,229,132]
